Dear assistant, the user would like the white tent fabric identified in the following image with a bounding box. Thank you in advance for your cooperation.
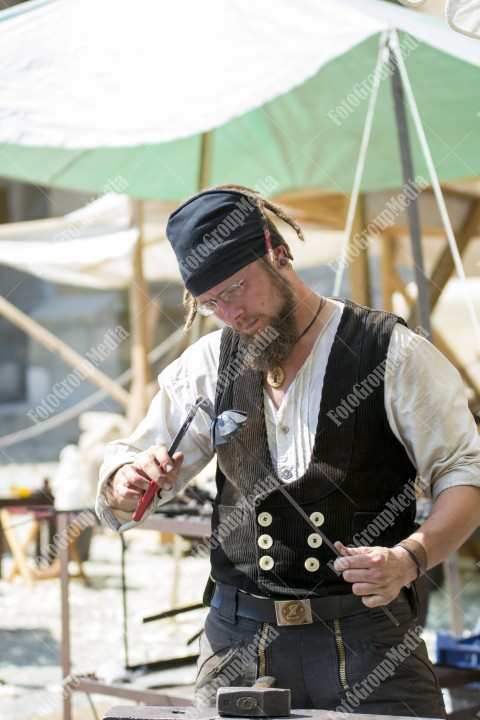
[0,194,345,288]
[0,0,478,149]
[0,194,140,288]
[0,231,138,289]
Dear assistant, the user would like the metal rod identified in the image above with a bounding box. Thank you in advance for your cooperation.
[120,535,130,668]
[388,38,432,337]
[143,602,204,624]
[59,512,72,720]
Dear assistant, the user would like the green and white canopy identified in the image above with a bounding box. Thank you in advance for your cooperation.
[0,0,479,199]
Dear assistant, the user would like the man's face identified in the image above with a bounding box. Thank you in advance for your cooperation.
[196,259,298,371]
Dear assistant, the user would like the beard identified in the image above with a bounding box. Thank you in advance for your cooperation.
[238,267,299,373]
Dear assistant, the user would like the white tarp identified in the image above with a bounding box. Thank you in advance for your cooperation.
[0,0,478,149]
[0,230,138,289]
[0,193,346,288]
[0,194,181,288]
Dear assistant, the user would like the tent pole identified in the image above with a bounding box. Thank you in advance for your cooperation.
[388,38,431,336]
[187,131,212,341]
[127,199,152,427]
[391,29,480,348]
[198,132,212,191]
[348,194,371,307]
[0,294,129,407]
[333,31,388,298]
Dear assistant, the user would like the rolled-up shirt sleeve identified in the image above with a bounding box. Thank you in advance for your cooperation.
[96,330,221,529]
[385,324,480,501]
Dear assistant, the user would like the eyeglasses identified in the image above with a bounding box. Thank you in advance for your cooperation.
[195,264,253,316]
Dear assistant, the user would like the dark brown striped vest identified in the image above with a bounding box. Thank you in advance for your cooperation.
[212,300,417,597]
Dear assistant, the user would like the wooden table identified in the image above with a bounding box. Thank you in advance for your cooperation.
[0,494,54,584]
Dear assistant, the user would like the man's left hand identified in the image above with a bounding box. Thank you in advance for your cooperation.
[333,540,418,607]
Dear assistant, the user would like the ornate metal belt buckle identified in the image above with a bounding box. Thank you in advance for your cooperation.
[274,599,313,626]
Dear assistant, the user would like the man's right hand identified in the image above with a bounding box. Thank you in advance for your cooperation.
[106,446,184,512]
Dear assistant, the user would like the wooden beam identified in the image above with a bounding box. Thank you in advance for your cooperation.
[0,294,130,407]
[127,200,152,426]
[0,509,35,586]
[381,234,396,312]
[348,194,371,306]
[432,323,480,401]
[429,199,480,312]
[7,515,40,581]
[198,132,212,190]
[381,234,416,312]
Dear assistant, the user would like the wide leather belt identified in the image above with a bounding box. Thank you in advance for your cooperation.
[212,584,410,626]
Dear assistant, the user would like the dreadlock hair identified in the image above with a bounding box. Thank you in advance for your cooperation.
[182,183,305,330]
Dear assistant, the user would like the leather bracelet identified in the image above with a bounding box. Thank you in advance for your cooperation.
[394,539,428,579]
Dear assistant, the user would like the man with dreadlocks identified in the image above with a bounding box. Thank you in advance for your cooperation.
[97,185,480,717]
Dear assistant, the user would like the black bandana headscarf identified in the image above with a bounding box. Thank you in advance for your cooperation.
[166,188,283,296]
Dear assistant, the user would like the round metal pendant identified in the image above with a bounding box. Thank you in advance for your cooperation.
[266,366,285,388]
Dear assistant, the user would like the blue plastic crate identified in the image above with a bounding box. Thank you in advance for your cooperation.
[436,632,480,670]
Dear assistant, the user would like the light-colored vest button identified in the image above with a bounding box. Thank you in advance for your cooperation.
[305,557,320,572]
[282,468,292,480]
[280,425,290,434]
[259,555,274,571]
[258,512,272,527]
[307,533,322,548]
[258,534,273,549]
[310,511,325,527]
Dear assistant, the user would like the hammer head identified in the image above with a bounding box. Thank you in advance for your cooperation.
[217,678,291,717]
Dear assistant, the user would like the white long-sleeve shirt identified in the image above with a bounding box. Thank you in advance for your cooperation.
[97,301,480,530]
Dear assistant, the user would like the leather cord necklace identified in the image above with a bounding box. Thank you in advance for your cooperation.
[266,295,326,388]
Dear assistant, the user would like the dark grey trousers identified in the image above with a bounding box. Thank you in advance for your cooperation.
[194,600,447,717]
